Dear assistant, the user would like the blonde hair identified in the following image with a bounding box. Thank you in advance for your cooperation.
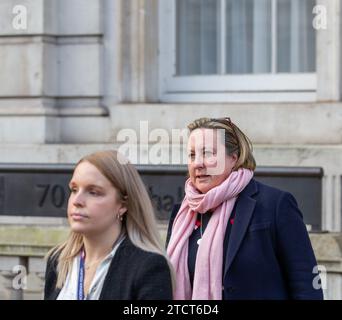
[187,117,256,171]
[47,150,175,289]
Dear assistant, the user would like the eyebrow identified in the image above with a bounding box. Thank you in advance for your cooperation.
[189,146,216,152]
[68,181,105,190]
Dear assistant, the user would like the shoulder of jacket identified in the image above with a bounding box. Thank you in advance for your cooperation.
[253,179,289,198]
[118,237,166,264]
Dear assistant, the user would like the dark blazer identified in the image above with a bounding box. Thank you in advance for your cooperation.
[44,236,173,300]
[166,179,323,300]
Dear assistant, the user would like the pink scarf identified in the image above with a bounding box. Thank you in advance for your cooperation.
[167,168,253,300]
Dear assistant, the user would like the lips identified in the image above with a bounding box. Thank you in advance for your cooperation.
[196,174,210,179]
[70,213,89,220]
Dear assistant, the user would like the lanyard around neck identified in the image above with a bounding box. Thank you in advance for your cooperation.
[77,231,126,300]
[77,250,86,300]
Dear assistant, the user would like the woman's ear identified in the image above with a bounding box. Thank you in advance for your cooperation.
[118,206,127,216]
[229,153,238,170]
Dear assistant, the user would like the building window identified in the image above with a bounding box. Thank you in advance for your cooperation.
[159,0,317,102]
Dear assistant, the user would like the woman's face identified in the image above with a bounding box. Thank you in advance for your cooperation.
[67,161,126,236]
[188,128,238,193]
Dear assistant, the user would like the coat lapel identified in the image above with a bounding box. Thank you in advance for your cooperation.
[223,179,258,279]
[50,289,61,300]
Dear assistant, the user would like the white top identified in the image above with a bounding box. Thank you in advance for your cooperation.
[57,234,126,300]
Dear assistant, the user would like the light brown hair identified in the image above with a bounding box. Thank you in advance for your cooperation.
[47,150,174,289]
[187,117,256,171]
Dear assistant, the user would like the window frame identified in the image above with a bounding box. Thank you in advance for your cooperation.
[159,0,317,103]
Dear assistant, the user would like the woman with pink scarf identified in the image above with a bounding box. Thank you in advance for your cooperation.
[166,117,323,300]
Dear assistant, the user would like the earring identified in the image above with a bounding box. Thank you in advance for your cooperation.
[117,213,123,221]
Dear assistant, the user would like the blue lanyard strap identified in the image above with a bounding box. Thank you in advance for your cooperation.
[78,249,86,300]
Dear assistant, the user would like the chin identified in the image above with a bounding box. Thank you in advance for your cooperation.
[69,224,87,234]
[195,184,212,194]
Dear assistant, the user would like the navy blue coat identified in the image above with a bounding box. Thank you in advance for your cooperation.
[166,179,323,300]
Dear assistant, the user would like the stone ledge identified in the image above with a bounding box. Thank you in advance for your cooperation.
[309,232,342,272]
[0,224,168,257]
[0,225,340,265]
[0,225,69,257]
[108,103,342,144]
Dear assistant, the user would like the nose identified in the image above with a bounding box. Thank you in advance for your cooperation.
[193,154,205,168]
[71,190,85,207]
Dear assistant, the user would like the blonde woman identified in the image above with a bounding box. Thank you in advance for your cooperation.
[166,117,323,300]
[44,150,173,300]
